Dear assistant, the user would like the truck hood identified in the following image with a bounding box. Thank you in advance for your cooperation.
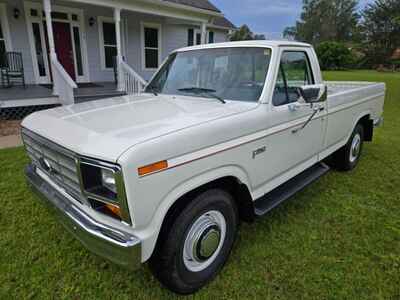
[22,94,257,162]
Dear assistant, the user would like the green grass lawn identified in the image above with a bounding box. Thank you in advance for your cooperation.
[1,70,399,299]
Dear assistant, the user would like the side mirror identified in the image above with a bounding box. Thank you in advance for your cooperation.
[297,84,327,103]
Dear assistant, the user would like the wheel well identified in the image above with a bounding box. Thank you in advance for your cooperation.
[151,177,254,259]
[154,177,254,254]
[167,177,254,224]
[358,114,374,142]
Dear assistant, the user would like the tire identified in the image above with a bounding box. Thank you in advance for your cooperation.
[331,123,364,171]
[149,189,239,294]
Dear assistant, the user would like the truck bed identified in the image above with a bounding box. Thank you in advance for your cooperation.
[325,81,385,121]
[326,81,384,97]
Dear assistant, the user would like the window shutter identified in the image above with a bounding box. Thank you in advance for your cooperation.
[188,29,194,46]
[208,31,214,44]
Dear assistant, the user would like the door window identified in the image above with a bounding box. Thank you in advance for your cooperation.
[272,51,314,106]
[72,26,83,76]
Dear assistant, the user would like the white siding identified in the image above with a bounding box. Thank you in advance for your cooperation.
[214,29,229,43]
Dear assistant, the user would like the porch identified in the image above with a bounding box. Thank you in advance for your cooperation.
[0,82,124,108]
[0,0,231,108]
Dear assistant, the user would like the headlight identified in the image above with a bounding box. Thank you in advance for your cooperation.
[80,162,118,201]
[101,168,117,194]
[78,158,131,224]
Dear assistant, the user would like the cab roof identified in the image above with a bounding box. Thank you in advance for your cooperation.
[175,40,312,53]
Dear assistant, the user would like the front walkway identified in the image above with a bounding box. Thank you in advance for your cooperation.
[0,135,22,149]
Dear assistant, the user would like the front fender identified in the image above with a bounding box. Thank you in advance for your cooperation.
[138,165,252,262]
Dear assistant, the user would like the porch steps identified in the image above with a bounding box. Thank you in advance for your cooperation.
[72,82,127,103]
[74,91,127,103]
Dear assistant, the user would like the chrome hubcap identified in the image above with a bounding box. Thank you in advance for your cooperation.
[183,211,226,272]
[350,133,361,163]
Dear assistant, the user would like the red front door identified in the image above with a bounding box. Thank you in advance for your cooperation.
[52,22,76,81]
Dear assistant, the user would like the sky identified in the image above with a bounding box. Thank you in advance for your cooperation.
[211,0,375,39]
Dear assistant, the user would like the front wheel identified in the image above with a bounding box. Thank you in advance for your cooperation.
[149,189,238,294]
[331,123,364,171]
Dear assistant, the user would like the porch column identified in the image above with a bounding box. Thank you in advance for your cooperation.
[43,0,58,95]
[114,8,124,91]
[200,22,207,44]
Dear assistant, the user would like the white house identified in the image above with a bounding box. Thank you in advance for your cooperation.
[0,0,235,109]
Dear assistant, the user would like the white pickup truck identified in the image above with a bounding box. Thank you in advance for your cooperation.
[22,41,385,294]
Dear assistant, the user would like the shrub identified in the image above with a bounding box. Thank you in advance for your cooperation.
[316,42,356,70]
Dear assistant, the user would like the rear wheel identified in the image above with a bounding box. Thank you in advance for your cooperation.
[149,189,238,294]
[331,123,364,171]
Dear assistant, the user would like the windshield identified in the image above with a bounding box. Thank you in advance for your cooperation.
[145,47,272,102]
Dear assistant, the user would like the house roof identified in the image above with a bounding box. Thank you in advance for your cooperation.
[163,0,236,29]
[163,0,221,12]
[213,16,236,29]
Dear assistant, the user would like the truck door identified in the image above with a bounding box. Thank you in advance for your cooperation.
[261,49,327,187]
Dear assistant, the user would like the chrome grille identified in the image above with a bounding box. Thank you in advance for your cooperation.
[22,129,82,200]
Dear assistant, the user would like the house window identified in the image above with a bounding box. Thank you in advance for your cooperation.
[30,9,38,17]
[99,20,117,69]
[188,29,201,46]
[51,11,68,20]
[208,31,214,44]
[142,23,160,69]
[187,29,214,46]
[196,32,202,45]
[188,29,194,46]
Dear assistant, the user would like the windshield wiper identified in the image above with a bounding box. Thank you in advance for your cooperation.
[146,85,159,96]
[178,87,226,104]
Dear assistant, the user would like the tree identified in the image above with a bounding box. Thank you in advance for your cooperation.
[283,0,360,44]
[360,0,400,65]
[316,41,355,70]
[230,25,266,41]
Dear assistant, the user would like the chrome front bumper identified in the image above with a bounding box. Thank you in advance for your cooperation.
[25,164,142,270]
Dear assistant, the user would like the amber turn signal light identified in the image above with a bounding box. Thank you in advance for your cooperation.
[105,203,122,217]
[138,160,168,176]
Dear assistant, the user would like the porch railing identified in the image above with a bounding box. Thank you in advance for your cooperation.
[120,61,147,95]
[51,56,77,105]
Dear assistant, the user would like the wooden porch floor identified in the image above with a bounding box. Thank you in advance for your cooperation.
[0,82,124,107]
